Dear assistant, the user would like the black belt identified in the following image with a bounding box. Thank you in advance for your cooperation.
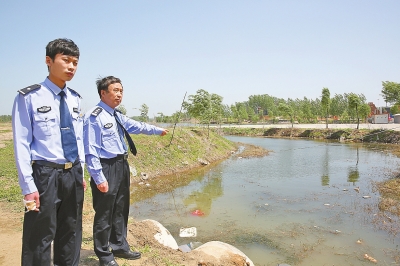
[115,153,129,160]
[33,159,80,169]
[100,153,128,162]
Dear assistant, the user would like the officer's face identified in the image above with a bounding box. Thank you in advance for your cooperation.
[101,83,123,109]
[46,53,78,88]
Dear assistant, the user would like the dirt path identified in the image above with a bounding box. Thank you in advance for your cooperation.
[0,203,23,265]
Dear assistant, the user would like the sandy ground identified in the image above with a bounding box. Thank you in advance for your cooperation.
[0,202,22,265]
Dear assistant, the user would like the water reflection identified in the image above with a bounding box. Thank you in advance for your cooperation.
[347,167,360,184]
[183,172,223,217]
[321,144,330,186]
[347,146,360,184]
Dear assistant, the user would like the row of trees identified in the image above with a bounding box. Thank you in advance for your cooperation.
[122,81,400,128]
[179,88,371,129]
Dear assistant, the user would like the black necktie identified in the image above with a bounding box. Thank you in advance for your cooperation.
[114,112,137,156]
[59,90,78,162]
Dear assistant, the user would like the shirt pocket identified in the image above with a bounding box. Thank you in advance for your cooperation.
[33,112,57,137]
[102,128,119,150]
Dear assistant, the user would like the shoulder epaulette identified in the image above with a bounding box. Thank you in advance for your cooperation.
[67,87,82,98]
[18,84,41,95]
[91,107,103,117]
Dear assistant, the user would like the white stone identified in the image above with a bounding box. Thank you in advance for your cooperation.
[143,219,179,250]
[194,241,254,266]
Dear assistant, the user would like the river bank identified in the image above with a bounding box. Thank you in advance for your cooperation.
[221,126,400,144]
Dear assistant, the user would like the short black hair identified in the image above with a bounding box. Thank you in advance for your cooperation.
[96,76,122,98]
[46,38,80,60]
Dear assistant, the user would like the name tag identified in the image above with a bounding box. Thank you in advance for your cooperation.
[104,123,113,129]
[73,107,79,113]
[37,106,51,113]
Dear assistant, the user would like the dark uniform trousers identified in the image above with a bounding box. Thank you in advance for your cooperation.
[90,155,130,263]
[22,162,84,266]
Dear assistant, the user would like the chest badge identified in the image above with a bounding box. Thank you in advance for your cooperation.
[73,107,79,113]
[37,106,51,113]
[104,123,113,129]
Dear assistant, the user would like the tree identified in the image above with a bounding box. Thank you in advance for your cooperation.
[390,104,400,115]
[156,112,165,123]
[321,88,331,128]
[381,81,400,104]
[116,104,127,115]
[330,93,348,121]
[359,103,371,123]
[278,103,295,128]
[139,104,149,122]
[184,89,224,135]
[347,93,362,129]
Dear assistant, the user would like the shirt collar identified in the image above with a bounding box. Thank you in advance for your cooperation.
[98,101,115,115]
[43,77,68,96]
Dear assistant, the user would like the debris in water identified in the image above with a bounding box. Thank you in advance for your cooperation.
[364,253,377,263]
[362,195,371,199]
[179,227,197,237]
[356,239,362,244]
[324,203,330,206]
[354,187,360,193]
[191,210,205,216]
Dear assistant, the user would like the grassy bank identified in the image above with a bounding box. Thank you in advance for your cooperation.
[0,127,237,210]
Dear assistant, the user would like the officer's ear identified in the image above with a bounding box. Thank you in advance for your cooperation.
[45,56,53,66]
[45,56,52,71]
[100,89,108,98]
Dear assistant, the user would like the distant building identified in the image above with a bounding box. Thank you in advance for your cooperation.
[371,113,389,124]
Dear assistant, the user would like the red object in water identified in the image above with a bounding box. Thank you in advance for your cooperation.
[191,209,204,216]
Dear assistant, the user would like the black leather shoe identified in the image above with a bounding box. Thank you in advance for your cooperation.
[100,260,119,266]
[112,250,141,260]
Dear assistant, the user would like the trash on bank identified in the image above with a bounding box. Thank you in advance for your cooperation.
[178,241,203,252]
[179,227,197,237]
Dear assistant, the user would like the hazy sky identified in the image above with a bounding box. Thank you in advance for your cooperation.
[1,1,399,116]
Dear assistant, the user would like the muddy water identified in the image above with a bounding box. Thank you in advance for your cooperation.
[130,137,400,266]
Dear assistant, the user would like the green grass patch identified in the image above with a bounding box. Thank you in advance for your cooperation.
[0,140,21,209]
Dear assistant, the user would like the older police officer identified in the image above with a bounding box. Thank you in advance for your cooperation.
[84,76,168,266]
[12,38,86,266]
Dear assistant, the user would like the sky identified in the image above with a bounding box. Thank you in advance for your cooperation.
[0,1,399,116]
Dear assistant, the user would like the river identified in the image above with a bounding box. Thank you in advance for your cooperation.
[131,136,400,265]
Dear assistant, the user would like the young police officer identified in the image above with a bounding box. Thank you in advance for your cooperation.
[12,38,86,266]
[83,76,168,266]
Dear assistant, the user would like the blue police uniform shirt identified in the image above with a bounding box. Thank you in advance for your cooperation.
[84,100,164,185]
[12,78,84,195]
